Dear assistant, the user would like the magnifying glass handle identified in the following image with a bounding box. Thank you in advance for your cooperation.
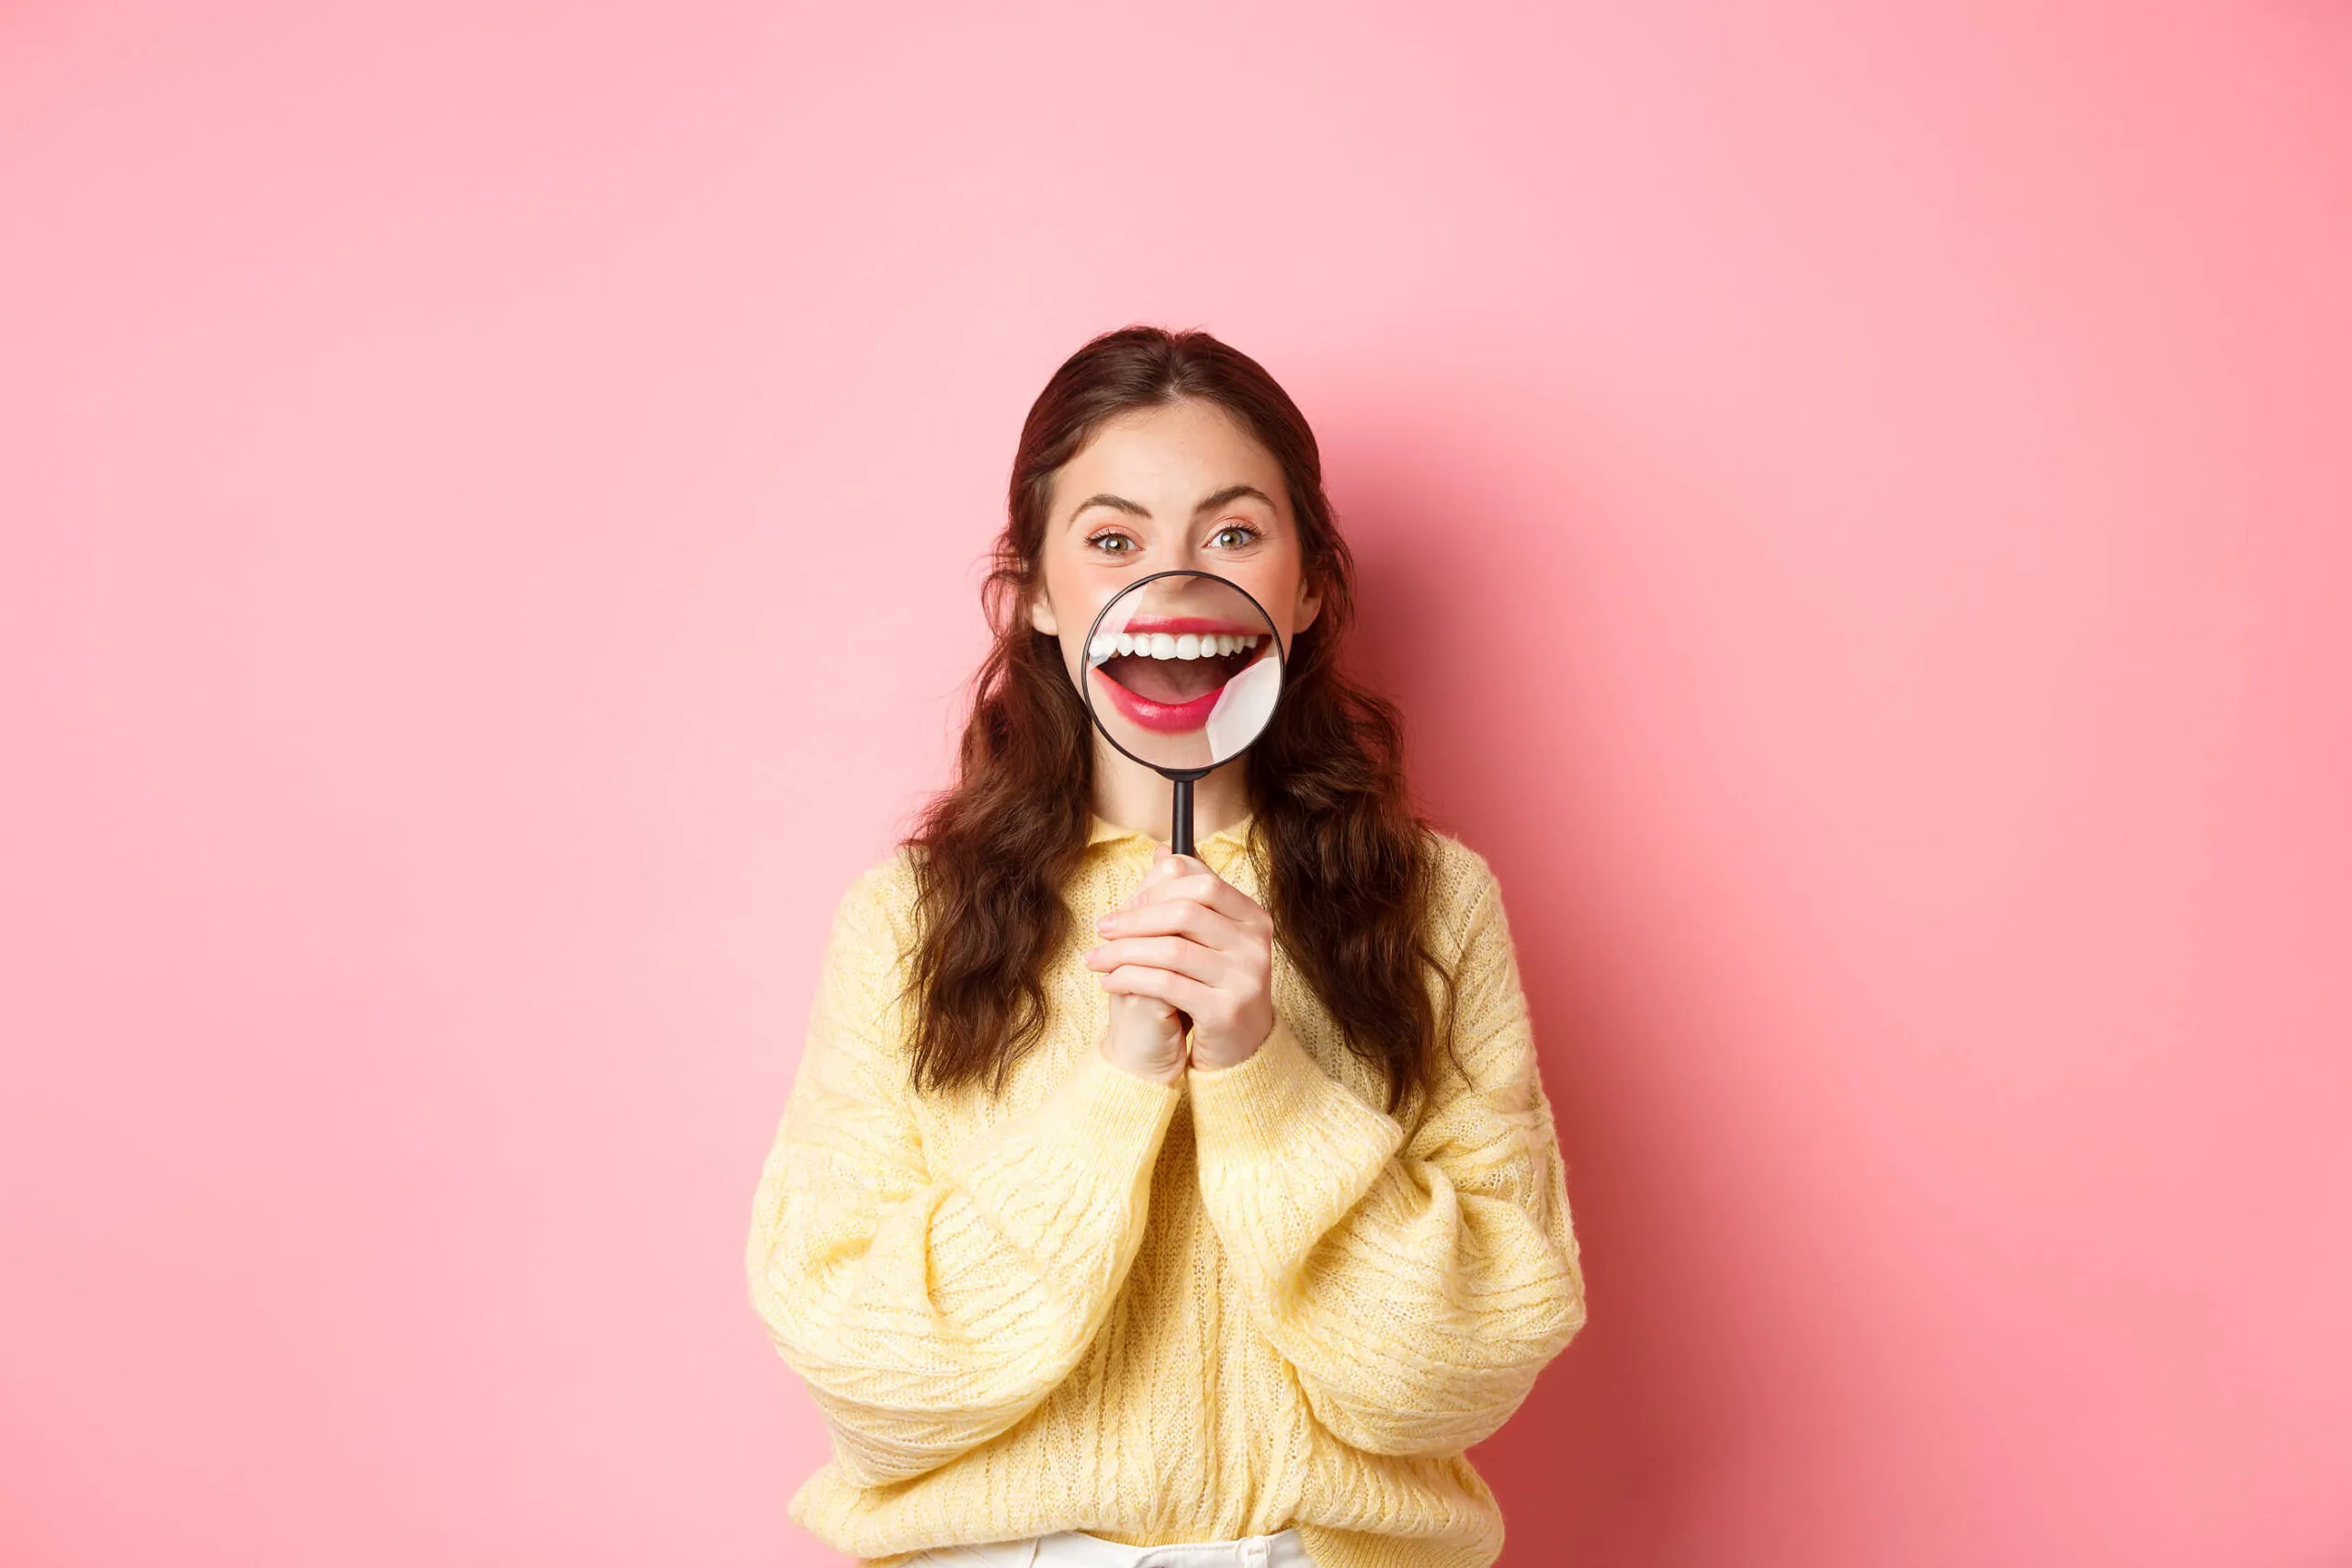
[1157,774,1198,1039]
[1169,776,1194,857]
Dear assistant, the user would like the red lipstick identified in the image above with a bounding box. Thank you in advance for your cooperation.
[1089,616,1273,735]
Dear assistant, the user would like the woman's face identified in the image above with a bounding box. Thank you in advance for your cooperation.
[1028,398,1322,728]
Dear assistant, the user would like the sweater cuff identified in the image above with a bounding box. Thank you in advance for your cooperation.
[955,1043,1182,1198]
[1188,1017,1405,1277]
[1055,1044,1186,1172]
[944,1044,1182,1288]
[1188,1014,1397,1154]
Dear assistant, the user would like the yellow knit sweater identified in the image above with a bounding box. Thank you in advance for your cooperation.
[745,813,1587,1568]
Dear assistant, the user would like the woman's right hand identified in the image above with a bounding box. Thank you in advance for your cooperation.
[1101,990,1188,1085]
[1095,856,1190,1085]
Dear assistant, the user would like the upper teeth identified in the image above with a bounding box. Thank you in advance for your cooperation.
[1090,631,1262,662]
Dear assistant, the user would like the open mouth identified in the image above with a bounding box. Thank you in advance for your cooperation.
[1088,615,1272,734]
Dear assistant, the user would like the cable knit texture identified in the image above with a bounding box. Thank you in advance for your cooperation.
[745,814,1587,1568]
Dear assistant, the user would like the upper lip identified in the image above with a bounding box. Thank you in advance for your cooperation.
[1104,615,1263,638]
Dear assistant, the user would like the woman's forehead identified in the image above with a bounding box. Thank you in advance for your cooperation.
[1058,401,1285,511]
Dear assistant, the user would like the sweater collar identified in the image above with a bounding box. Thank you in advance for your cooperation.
[1085,811,1258,853]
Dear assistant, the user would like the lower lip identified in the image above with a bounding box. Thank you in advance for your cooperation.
[1096,671,1223,734]
[1093,643,1269,735]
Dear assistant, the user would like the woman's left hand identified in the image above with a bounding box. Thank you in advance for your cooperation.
[1083,848,1274,1070]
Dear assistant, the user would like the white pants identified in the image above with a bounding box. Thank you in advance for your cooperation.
[906,1527,1317,1568]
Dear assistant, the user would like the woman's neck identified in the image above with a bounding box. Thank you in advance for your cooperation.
[1091,745,1251,844]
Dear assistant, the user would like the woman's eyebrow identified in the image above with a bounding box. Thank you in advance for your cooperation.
[1069,493,1151,525]
[1192,484,1275,515]
[1067,484,1272,527]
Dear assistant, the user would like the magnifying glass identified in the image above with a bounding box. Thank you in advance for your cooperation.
[1080,569,1287,856]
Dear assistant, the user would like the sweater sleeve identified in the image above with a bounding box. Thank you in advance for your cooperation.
[744,860,1183,1487]
[1185,856,1588,1458]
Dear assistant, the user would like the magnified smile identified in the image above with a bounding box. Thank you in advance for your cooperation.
[1089,615,1271,733]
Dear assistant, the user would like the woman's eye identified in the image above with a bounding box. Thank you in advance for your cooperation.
[1088,533,1136,555]
[1210,524,1261,549]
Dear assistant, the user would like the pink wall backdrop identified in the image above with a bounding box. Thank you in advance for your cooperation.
[6,3,2348,1564]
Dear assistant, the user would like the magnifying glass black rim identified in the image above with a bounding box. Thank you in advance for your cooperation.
[1078,568,1286,781]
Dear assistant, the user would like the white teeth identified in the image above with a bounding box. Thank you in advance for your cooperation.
[1090,633,1116,661]
[1099,630,1261,659]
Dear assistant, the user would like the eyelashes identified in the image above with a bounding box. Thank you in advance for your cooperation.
[1085,525,1261,553]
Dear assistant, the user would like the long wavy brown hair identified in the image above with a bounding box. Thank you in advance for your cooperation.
[902,325,1456,1114]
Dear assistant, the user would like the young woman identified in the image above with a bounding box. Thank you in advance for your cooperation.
[746,327,1588,1568]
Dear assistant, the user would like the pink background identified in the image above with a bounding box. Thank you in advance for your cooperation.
[6,3,2349,1564]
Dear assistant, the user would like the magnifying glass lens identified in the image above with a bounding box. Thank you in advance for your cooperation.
[1083,574,1284,774]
